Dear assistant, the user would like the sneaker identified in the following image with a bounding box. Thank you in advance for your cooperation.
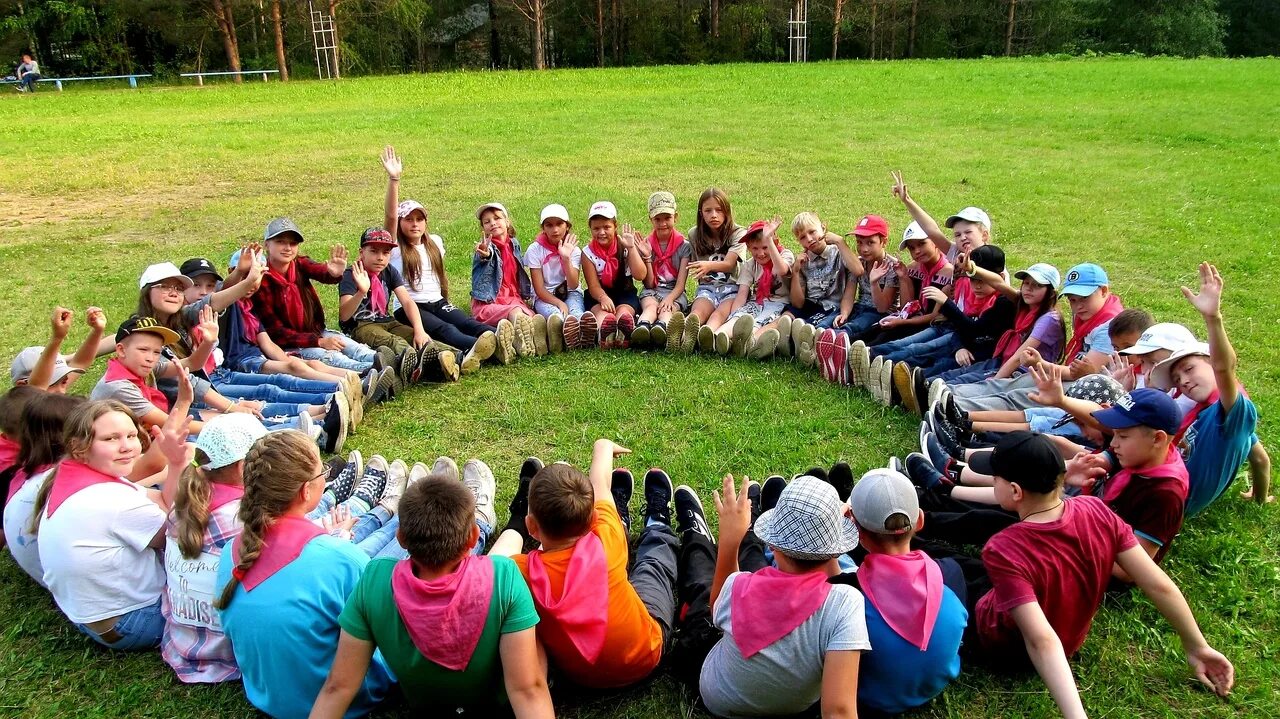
[460,346,483,375]
[598,313,618,350]
[666,311,685,353]
[828,462,854,502]
[747,481,762,528]
[612,468,635,534]
[472,330,498,363]
[514,315,537,358]
[462,459,498,528]
[321,397,348,454]
[494,318,517,365]
[617,313,635,348]
[380,460,409,513]
[713,328,731,355]
[761,475,787,512]
[927,378,947,411]
[344,375,364,429]
[869,356,885,403]
[749,328,780,360]
[642,468,673,526]
[851,340,871,389]
[408,461,430,485]
[924,432,964,484]
[506,456,542,533]
[297,410,318,443]
[795,467,829,482]
[333,390,355,435]
[651,321,667,347]
[795,322,818,368]
[325,450,363,503]
[398,348,421,385]
[532,314,549,356]
[373,346,396,373]
[817,328,839,382]
[729,314,753,357]
[353,455,391,508]
[415,343,440,382]
[697,324,716,353]
[367,366,396,409]
[562,314,581,350]
[911,367,928,417]
[835,331,851,385]
[520,456,545,483]
[906,452,953,493]
[894,362,919,415]
[929,408,968,461]
[775,315,793,358]
[888,456,907,475]
[879,357,896,408]
[681,313,700,354]
[579,312,599,349]
[631,320,650,348]
[547,314,565,354]
[791,318,808,355]
[437,349,460,382]
[674,485,712,541]
[945,392,965,427]
[433,455,460,483]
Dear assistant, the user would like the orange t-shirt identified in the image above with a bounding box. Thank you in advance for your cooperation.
[512,501,664,687]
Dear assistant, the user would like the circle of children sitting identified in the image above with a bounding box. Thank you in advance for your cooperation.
[1,150,1260,719]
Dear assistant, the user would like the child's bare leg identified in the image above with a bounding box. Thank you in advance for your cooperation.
[307,359,353,381]
[754,319,780,338]
[704,300,734,331]
[657,305,675,324]
[616,304,637,319]
[489,528,526,556]
[1045,434,1087,459]
[951,486,998,505]
[970,410,1026,424]
[971,420,1032,434]
[960,466,994,486]
[1244,440,1274,504]
[690,297,715,323]
[638,297,659,324]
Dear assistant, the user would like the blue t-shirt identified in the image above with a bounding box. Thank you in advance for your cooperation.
[1182,396,1258,517]
[857,582,966,714]
[216,535,393,719]
[1075,321,1115,361]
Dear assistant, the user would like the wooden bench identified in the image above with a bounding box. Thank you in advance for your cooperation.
[1,74,153,91]
[180,70,279,86]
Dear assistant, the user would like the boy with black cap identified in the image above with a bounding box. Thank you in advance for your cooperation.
[962,431,1233,717]
[339,228,460,385]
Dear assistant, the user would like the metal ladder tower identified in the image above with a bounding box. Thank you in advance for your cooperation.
[788,0,809,63]
[308,2,339,79]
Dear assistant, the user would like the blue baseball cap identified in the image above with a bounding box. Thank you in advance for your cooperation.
[1091,388,1182,435]
[1060,263,1109,297]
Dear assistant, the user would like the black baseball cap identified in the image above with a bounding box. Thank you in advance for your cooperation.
[179,257,224,282]
[116,315,181,346]
[969,244,1006,275]
[968,431,1065,494]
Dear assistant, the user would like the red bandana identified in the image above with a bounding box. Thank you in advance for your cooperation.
[262,261,306,328]
[858,552,944,651]
[588,237,621,288]
[1063,293,1123,363]
[650,231,687,284]
[104,357,170,413]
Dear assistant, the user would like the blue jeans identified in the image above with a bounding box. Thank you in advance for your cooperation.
[209,368,337,405]
[840,307,885,337]
[295,331,375,372]
[869,325,948,360]
[19,74,38,91]
[534,290,585,319]
[76,599,164,650]
[191,400,306,431]
[937,358,1002,385]
[368,518,492,561]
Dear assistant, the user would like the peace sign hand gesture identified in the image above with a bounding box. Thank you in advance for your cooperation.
[891,170,910,203]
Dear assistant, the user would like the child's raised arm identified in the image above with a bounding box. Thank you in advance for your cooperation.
[1010,602,1089,719]
[1182,262,1239,414]
[309,631,376,719]
[382,146,402,234]
[588,438,630,506]
[710,474,752,610]
[28,307,74,389]
[892,170,951,255]
[338,263,369,323]
[69,306,107,372]
[1115,544,1235,697]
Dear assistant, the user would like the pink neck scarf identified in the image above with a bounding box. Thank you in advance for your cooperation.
[1064,293,1123,362]
[391,555,496,671]
[232,515,324,591]
[208,483,245,512]
[730,566,833,658]
[364,262,389,317]
[588,237,621,288]
[526,532,610,663]
[535,232,560,256]
[1100,444,1188,504]
[45,459,133,518]
[104,357,170,413]
[858,552,943,651]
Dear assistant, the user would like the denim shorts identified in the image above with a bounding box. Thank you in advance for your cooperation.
[1024,406,1078,436]
[731,300,787,327]
[638,287,691,311]
[694,284,739,306]
[75,598,164,651]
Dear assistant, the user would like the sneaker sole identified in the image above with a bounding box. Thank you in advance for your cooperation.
[894,362,919,415]
[533,315,549,356]
[729,314,753,357]
[816,329,838,383]
[749,328,779,360]
[579,313,599,349]
[562,315,581,351]
[515,315,537,358]
[681,315,700,353]
[495,319,517,365]
[697,324,715,353]
[547,314,565,354]
[471,331,498,362]
[666,312,685,353]
[775,316,793,357]
[632,325,650,347]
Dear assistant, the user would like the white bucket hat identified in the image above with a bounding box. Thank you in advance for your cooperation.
[754,476,859,560]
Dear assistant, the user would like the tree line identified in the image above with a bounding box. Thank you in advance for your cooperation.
[2,0,1275,81]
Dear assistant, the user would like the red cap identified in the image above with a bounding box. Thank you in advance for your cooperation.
[744,219,769,237]
[360,227,396,247]
[850,214,889,238]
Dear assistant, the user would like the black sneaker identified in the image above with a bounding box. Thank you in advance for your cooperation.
[945,393,966,427]
[325,450,363,503]
[674,485,712,541]
[505,457,542,538]
[747,481,762,528]
[398,348,421,385]
[612,468,635,534]
[642,468,673,527]
[761,475,787,513]
[912,367,929,418]
[321,398,347,454]
[906,452,954,493]
[888,456,907,475]
[352,455,390,508]
[373,346,396,373]
[929,412,968,462]
[798,466,828,482]
[828,462,854,502]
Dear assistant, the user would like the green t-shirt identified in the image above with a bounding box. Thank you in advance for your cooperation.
[338,555,539,708]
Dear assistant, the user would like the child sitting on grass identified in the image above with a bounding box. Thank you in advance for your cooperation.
[489,439,678,690]
[472,202,538,361]
[683,474,868,717]
[960,432,1233,718]
[310,474,553,718]
[525,203,584,350]
[687,188,749,354]
[789,211,858,373]
[634,191,691,350]
[720,218,795,359]
[581,201,649,349]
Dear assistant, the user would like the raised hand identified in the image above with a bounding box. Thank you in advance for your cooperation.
[893,258,911,280]
[764,214,783,238]
[381,145,402,180]
[1107,352,1136,391]
[244,258,265,292]
[712,474,753,545]
[593,438,632,458]
[196,305,220,345]
[235,243,258,275]
[954,252,972,276]
[85,306,107,333]
[1181,261,1223,318]
[51,307,74,340]
[327,245,349,277]
[1028,362,1067,407]
[891,170,910,203]
[154,409,192,469]
[632,230,652,259]
[171,365,195,421]
[351,261,371,294]
[475,236,493,258]
[618,224,637,249]
[560,233,579,259]
[869,259,889,283]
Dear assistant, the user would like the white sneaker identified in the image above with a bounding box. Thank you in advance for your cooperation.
[408,462,429,485]
[433,455,459,483]
[462,459,498,529]
[380,460,409,514]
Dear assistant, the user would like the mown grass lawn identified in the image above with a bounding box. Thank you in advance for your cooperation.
[0,56,1277,718]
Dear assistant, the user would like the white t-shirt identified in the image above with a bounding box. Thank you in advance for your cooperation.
[3,469,52,587]
[39,480,167,624]
[699,572,871,718]
[524,241,582,292]
[390,235,446,306]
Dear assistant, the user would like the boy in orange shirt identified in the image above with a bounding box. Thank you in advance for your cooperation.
[489,439,677,688]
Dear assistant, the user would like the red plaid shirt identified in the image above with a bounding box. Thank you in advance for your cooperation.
[249,256,339,350]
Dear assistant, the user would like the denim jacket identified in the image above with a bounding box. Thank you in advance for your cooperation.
[471,237,534,303]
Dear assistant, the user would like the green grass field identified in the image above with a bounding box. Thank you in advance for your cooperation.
[1,57,1277,718]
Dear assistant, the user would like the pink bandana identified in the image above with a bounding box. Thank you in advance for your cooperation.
[587,237,621,288]
[753,237,786,306]
[208,483,245,512]
[0,435,19,468]
[535,232,560,256]
[232,515,324,591]
[952,276,998,318]
[858,552,943,651]
[45,459,134,518]
[365,262,389,317]
[391,555,496,671]
[526,532,610,663]
[730,567,833,658]
[103,357,170,413]
[1099,444,1188,504]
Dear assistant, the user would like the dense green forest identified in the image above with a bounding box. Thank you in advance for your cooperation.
[2,0,1276,80]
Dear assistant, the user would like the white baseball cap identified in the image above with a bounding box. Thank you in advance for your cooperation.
[945,206,991,231]
[1147,342,1211,391]
[898,221,931,249]
[10,347,82,385]
[1120,323,1198,357]
[195,413,269,469]
[588,201,618,220]
[540,204,571,225]
[475,202,508,220]
[397,200,427,219]
[139,262,194,291]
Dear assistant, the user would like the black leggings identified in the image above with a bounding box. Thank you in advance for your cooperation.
[395,299,495,352]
